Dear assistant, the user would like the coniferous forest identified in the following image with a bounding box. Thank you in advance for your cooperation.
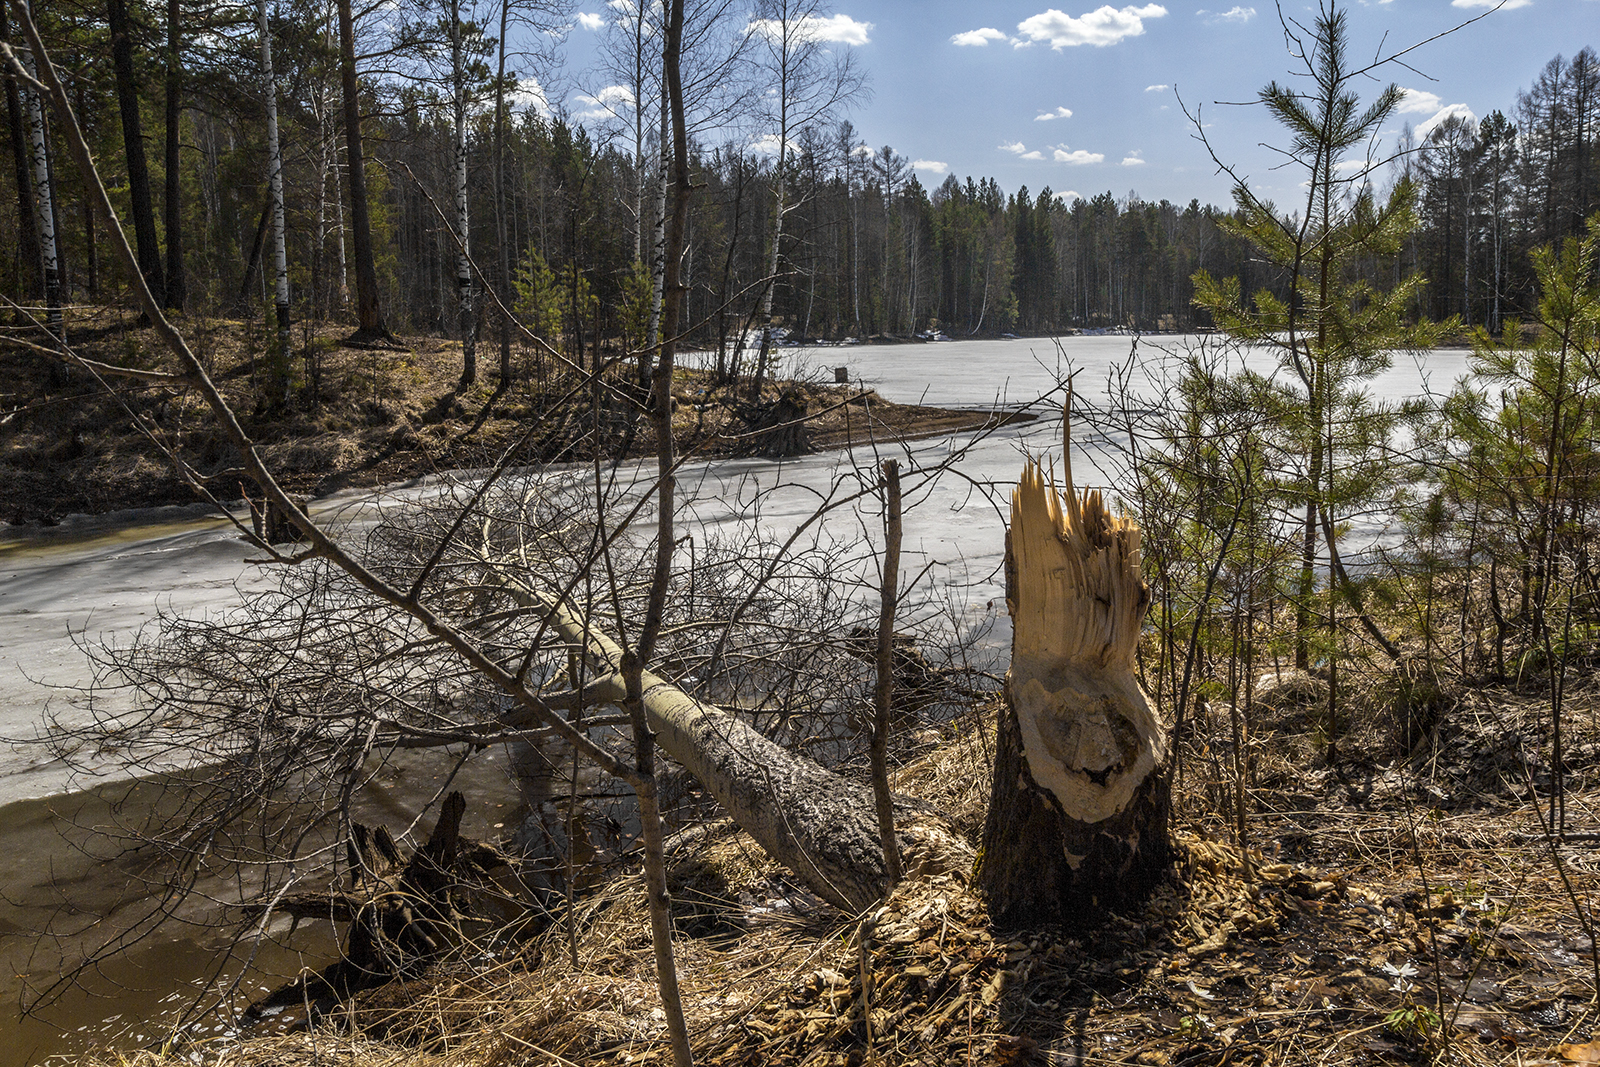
[1,0,1595,348]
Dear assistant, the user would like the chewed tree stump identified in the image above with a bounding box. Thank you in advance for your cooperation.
[249,492,309,545]
[980,438,1172,929]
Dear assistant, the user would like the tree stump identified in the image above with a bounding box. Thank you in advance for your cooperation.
[980,449,1171,929]
[844,625,947,724]
[242,792,529,1021]
[250,492,308,545]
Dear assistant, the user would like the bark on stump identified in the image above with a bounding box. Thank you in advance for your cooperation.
[250,492,308,545]
[980,454,1171,929]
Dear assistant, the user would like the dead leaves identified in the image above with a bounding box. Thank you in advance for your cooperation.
[1558,1040,1600,1065]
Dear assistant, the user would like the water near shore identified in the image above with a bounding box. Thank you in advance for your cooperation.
[0,334,1471,1063]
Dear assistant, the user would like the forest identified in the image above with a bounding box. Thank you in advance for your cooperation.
[1,0,1598,354]
[5,0,1600,1066]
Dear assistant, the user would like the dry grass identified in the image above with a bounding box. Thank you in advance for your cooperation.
[61,683,1600,1067]
[19,314,1600,1066]
[1,310,1005,525]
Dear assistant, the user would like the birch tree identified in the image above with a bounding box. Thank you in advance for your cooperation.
[260,0,291,382]
[744,0,865,395]
[446,0,481,385]
[6,0,60,342]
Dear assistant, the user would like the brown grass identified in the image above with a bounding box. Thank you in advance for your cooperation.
[61,681,1600,1067]
[1,310,1010,526]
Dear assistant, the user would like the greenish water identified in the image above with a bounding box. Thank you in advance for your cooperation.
[0,753,524,1066]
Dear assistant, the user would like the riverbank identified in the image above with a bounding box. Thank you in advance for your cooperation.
[0,316,1031,528]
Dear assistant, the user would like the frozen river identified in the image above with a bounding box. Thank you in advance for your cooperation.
[0,333,1476,1064]
[0,334,1473,806]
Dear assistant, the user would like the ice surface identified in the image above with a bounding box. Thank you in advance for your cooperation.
[0,336,1471,801]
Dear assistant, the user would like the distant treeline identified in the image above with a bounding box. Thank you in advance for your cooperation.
[0,1,1592,348]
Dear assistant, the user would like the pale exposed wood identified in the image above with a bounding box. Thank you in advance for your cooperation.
[981,409,1171,927]
[1005,457,1163,824]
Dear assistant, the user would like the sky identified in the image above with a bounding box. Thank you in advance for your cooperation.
[549,0,1596,210]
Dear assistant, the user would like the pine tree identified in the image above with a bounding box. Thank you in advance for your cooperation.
[1191,1,1446,671]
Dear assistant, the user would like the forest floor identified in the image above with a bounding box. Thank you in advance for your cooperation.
[0,311,1024,526]
[75,667,1600,1067]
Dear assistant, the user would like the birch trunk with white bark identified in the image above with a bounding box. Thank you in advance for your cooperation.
[260,0,291,384]
[451,1,475,386]
[19,2,61,341]
[496,586,965,913]
[646,85,667,362]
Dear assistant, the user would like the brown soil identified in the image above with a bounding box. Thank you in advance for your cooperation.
[0,311,1027,527]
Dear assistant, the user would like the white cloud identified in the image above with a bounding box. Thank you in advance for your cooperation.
[1397,88,1443,114]
[1145,83,1168,92]
[1417,102,1478,140]
[1015,4,1166,49]
[913,159,948,174]
[576,11,605,29]
[1054,147,1104,164]
[749,133,799,156]
[1121,150,1145,166]
[748,13,873,46]
[594,84,635,105]
[1000,141,1027,153]
[852,144,875,158]
[1452,0,1530,8]
[1035,106,1074,121]
[1061,190,1082,200]
[951,26,1007,45]
[1020,150,1045,160]
[512,77,551,116]
[573,84,636,118]
[1197,5,1255,21]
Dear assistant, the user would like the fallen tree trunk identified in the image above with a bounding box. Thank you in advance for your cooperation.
[491,571,970,913]
[980,443,1172,928]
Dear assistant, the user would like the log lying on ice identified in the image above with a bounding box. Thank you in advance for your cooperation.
[980,441,1172,928]
[494,575,970,913]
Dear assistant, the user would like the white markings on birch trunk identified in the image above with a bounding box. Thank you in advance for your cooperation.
[259,0,291,371]
[19,0,61,340]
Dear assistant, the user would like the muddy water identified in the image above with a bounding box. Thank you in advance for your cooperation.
[1,750,526,1067]
[0,336,1471,1061]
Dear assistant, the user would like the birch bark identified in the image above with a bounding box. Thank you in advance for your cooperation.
[260,0,291,383]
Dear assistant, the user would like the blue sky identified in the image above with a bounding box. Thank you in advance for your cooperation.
[553,1,1595,209]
